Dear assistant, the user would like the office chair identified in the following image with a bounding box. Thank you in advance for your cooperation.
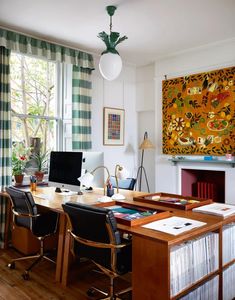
[6,186,59,280]
[110,176,136,191]
[62,202,132,300]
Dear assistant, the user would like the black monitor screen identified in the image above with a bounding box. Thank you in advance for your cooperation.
[48,151,83,186]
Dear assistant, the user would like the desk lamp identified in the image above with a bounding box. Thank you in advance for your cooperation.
[136,131,154,192]
[111,164,129,200]
[78,166,111,200]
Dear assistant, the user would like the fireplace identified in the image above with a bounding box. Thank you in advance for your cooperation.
[181,169,225,203]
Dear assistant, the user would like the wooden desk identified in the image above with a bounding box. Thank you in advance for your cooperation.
[4,187,234,299]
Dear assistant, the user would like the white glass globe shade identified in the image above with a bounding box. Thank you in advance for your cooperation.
[99,52,122,81]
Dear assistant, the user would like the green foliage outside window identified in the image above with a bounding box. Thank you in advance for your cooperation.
[10,53,56,153]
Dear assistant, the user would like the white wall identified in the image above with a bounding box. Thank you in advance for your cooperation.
[63,56,138,180]
[136,64,155,192]
[91,56,138,178]
[154,39,235,202]
[137,111,155,192]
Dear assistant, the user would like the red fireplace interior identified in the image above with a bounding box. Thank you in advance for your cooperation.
[181,169,225,203]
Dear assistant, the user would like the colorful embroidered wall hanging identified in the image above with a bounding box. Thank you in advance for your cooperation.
[162,66,235,155]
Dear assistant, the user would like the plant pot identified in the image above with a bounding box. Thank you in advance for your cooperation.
[14,174,24,185]
[35,171,44,182]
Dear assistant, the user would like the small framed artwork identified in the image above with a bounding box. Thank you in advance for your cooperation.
[103,107,125,145]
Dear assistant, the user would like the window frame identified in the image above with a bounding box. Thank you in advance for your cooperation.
[10,52,65,152]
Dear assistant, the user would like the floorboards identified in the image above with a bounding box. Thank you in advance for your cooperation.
[0,249,131,300]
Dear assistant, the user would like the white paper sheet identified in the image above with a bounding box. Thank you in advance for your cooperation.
[142,216,206,235]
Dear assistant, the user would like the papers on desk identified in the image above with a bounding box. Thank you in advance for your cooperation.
[142,216,206,235]
[193,203,235,218]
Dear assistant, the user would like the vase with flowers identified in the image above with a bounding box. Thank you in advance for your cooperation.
[12,142,30,185]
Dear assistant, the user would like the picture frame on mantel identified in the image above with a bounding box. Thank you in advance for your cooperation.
[103,107,125,146]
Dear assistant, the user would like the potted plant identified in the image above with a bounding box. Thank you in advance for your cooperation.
[12,142,30,184]
[32,150,49,182]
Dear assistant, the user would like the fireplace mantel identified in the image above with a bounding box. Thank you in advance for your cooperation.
[169,157,235,168]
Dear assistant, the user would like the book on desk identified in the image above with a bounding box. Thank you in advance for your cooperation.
[193,203,235,218]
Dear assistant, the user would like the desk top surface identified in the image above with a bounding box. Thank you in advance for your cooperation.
[3,186,230,246]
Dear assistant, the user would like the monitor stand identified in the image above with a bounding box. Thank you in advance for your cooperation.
[54,186,83,195]
[55,187,62,193]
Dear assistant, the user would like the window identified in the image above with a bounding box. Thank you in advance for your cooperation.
[10,52,60,153]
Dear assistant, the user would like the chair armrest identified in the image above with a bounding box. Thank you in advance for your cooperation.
[68,229,130,250]
[12,209,40,218]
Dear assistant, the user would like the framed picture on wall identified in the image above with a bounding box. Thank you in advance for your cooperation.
[103,107,125,145]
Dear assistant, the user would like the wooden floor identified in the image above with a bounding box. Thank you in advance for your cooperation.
[0,248,131,300]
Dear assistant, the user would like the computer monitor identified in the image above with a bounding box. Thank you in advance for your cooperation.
[82,152,104,187]
[48,151,83,194]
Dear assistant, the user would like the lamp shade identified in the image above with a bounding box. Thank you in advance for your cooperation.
[139,131,155,150]
[139,138,155,150]
[78,172,94,187]
[99,52,122,81]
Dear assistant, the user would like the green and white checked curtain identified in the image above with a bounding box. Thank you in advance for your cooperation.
[0,28,94,69]
[72,66,92,150]
[0,46,11,248]
[0,46,11,191]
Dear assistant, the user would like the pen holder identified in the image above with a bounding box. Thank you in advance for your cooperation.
[30,175,37,192]
[30,182,37,192]
[107,187,114,197]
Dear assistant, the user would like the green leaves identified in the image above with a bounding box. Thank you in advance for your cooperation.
[31,150,49,172]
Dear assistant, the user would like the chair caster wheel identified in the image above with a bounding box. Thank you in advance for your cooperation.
[8,262,15,269]
[87,288,96,297]
[22,272,30,280]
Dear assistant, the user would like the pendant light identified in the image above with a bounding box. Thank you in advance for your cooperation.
[98,6,128,81]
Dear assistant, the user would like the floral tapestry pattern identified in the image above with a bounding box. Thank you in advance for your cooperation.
[162,66,235,155]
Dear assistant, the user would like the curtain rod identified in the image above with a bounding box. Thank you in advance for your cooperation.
[0,24,97,57]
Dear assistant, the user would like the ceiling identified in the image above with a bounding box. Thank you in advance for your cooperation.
[0,0,235,66]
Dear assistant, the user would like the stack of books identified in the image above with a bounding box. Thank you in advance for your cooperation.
[223,264,235,300]
[223,222,235,265]
[193,203,235,218]
[180,276,219,300]
[192,181,217,200]
[170,232,219,296]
